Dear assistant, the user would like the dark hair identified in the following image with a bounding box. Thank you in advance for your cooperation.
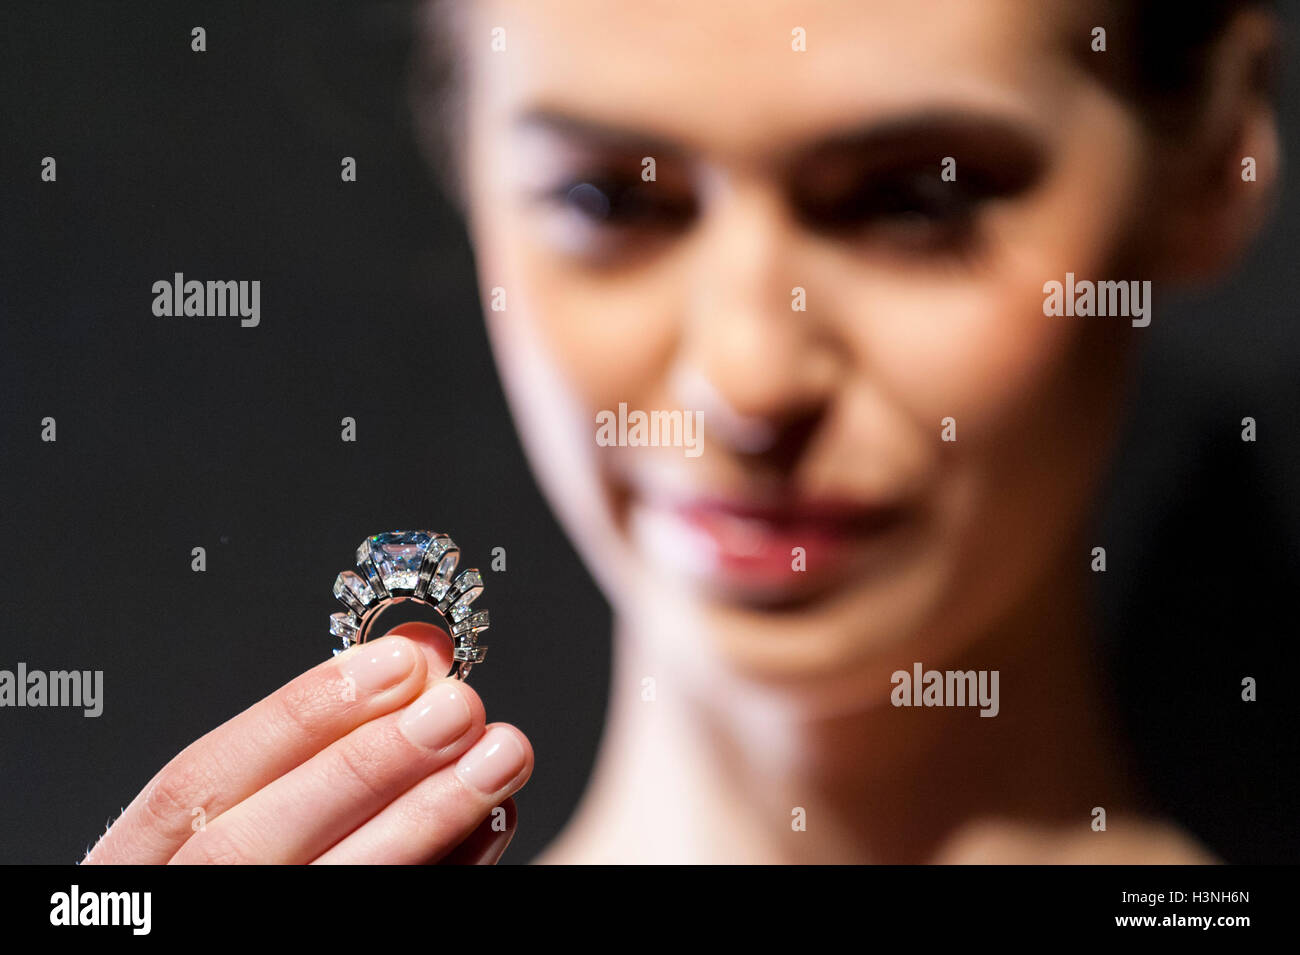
[1107,0,1278,122]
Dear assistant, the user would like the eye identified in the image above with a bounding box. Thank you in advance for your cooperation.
[794,167,985,238]
[546,174,696,230]
[530,172,697,264]
[787,144,1043,259]
[862,172,978,226]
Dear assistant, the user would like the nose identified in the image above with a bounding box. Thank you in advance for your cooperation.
[676,177,839,460]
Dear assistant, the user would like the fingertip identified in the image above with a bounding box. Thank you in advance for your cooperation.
[496,796,519,830]
[382,621,455,678]
[486,721,535,780]
[436,797,518,866]
[482,799,518,865]
[454,677,487,727]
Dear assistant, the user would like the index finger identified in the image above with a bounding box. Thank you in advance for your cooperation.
[83,623,454,864]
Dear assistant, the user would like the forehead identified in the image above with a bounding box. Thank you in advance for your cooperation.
[462,0,1083,153]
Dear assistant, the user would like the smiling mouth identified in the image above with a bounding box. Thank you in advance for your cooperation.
[630,488,916,605]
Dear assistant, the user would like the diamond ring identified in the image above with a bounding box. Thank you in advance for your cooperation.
[330,531,489,681]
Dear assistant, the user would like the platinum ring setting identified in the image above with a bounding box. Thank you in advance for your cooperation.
[330,531,489,681]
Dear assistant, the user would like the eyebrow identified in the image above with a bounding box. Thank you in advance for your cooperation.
[513,105,1048,163]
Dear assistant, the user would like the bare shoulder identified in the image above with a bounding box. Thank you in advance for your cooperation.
[933,817,1219,864]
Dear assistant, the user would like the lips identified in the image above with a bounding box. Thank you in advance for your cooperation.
[633,490,912,600]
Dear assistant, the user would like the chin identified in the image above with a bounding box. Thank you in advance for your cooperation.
[625,549,964,710]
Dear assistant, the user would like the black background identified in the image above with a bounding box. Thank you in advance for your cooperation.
[1,1,1297,864]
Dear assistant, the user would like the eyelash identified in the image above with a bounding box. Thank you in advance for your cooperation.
[539,167,1007,257]
[544,178,695,229]
[801,175,978,229]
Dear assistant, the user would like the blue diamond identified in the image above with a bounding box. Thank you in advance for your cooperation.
[362,530,434,593]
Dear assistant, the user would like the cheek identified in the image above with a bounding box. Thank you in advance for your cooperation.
[850,276,1081,440]
[839,110,1145,444]
[489,242,682,412]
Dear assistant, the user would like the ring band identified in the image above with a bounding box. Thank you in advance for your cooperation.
[330,531,489,681]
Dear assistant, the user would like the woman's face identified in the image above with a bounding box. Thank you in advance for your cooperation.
[454,0,1170,696]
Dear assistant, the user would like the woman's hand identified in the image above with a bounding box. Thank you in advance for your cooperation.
[81,622,533,864]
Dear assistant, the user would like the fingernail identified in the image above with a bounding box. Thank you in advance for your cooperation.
[399,681,473,750]
[342,637,418,694]
[456,727,526,794]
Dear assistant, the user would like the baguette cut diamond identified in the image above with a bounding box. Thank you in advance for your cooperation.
[330,612,360,645]
[421,536,459,600]
[448,570,484,621]
[333,570,374,610]
[451,610,489,637]
[452,569,484,597]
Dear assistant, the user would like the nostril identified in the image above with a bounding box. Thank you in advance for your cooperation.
[754,409,824,470]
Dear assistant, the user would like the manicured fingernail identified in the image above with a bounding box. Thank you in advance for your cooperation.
[342,637,417,694]
[399,681,473,750]
[455,727,525,794]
